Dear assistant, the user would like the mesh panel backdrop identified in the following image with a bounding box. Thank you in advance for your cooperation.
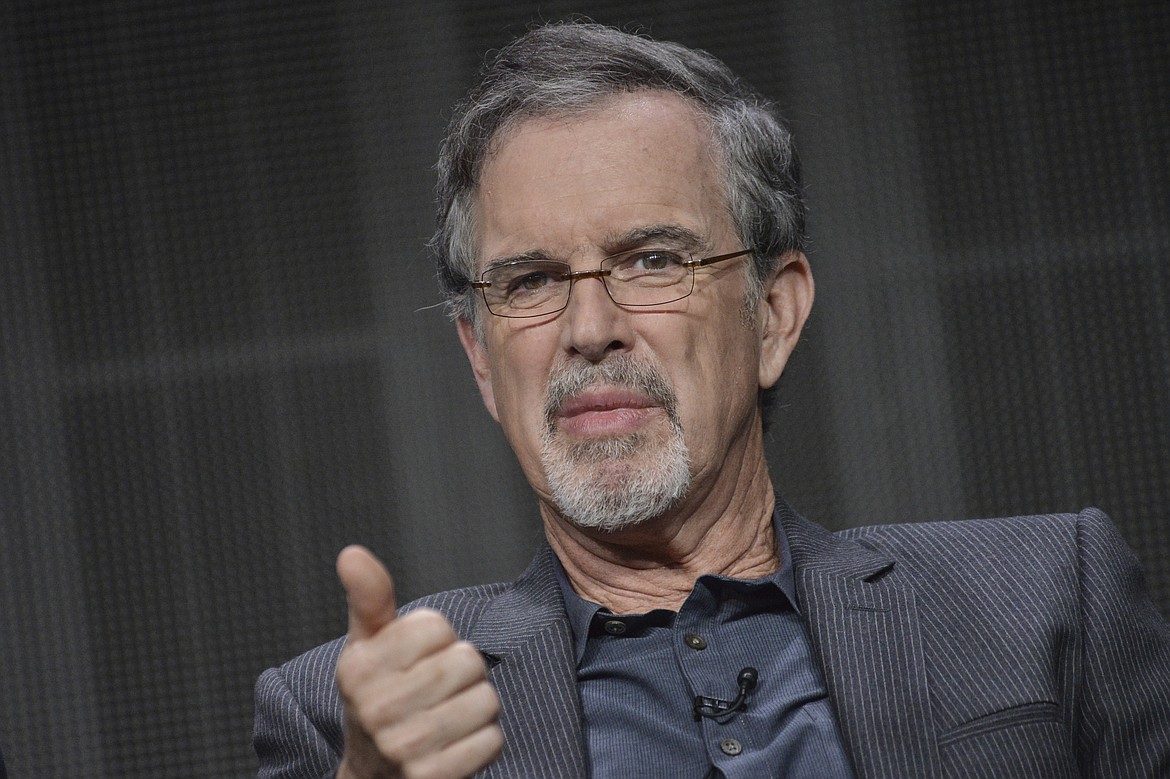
[1,0,1167,775]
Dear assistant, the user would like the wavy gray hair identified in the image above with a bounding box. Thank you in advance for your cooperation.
[432,21,806,323]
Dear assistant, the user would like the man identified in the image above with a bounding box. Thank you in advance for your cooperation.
[255,22,1170,778]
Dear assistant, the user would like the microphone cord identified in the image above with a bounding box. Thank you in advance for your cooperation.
[693,667,758,721]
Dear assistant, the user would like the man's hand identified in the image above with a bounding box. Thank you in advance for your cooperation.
[334,546,503,779]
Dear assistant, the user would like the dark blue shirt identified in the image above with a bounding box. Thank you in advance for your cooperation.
[556,511,857,778]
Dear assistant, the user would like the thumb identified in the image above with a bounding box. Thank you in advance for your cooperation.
[337,545,397,641]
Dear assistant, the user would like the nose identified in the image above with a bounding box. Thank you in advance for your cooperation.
[559,272,634,363]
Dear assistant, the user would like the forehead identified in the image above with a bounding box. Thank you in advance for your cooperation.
[472,92,730,267]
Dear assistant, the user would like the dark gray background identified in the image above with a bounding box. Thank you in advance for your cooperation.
[2,0,1167,776]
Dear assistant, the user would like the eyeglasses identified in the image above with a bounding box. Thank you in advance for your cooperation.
[471,248,752,318]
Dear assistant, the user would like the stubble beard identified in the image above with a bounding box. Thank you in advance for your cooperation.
[540,356,691,533]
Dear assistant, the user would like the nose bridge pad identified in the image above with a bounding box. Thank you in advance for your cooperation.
[565,268,618,308]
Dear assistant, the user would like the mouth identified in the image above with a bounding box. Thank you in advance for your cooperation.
[554,387,663,439]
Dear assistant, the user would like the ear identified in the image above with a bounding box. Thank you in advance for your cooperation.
[456,316,500,423]
[758,251,814,389]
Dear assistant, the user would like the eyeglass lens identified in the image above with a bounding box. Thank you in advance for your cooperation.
[480,249,696,317]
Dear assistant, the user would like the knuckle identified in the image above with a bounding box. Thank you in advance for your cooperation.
[402,611,458,646]
[436,641,486,687]
[476,681,502,719]
[451,640,487,671]
[374,726,423,766]
[366,687,413,725]
[484,723,505,758]
[401,764,439,779]
[336,646,374,695]
[398,606,440,624]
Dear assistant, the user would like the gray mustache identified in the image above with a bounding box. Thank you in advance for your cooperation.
[543,356,681,432]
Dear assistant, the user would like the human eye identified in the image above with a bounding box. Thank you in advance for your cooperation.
[489,262,565,307]
[612,249,686,274]
[507,268,555,293]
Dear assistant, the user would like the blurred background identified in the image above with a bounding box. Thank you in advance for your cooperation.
[1,0,1167,775]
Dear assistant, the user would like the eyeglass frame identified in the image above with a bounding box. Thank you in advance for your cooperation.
[469,248,754,318]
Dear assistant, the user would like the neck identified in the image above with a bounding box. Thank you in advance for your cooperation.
[542,442,778,614]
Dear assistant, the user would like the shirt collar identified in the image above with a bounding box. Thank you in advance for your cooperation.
[553,499,800,662]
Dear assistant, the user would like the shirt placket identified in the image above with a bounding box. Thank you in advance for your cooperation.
[674,580,758,775]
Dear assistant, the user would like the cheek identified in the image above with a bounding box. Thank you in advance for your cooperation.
[488,339,554,440]
[676,324,759,435]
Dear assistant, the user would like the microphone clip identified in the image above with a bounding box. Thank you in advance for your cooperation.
[693,667,758,721]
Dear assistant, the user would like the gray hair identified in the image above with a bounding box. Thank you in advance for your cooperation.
[432,21,806,323]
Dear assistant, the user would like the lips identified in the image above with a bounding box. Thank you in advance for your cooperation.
[543,355,681,441]
[558,387,657,416]
[555,387,661,438]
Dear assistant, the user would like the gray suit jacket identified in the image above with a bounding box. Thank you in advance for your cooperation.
[254,505,1170,777]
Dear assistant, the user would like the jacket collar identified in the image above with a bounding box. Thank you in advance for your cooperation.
[466,501,941,779]
[468,545,587,779]
[778,500,942,778]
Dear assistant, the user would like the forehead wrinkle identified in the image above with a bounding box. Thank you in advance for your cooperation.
[473,94,730,274]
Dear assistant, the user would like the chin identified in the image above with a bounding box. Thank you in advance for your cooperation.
[543,436,692,533]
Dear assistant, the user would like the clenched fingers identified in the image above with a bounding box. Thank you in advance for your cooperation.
[369,679,502,767]
[341,635,490,727]
[382,721,505,779]
[334,546,503,778]
[339,608,464,681]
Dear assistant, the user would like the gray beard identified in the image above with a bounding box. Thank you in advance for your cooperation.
[540,357,691,532]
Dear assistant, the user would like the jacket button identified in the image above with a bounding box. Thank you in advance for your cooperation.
[684,633,707,650]
[719,738,743,756]
[603,620,627,636]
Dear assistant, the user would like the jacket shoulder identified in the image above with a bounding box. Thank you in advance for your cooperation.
[827,509,1116,633]
[836,508,1107,568]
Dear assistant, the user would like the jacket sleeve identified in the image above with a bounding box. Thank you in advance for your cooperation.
[1074,507,1170,776]
[254,641,346,779]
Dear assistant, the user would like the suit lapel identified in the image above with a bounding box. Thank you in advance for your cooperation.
[468,545,586,779]
[780,504,942,778]
[464,506,943,778]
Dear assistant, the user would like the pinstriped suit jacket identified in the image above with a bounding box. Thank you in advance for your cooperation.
[254,504,1170,778]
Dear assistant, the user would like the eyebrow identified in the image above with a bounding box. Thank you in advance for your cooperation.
[481,250,561,273]
[479,224,711,272]
[604,224,709,254]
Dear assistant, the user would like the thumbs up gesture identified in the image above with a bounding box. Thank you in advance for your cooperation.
[334,546,503,779]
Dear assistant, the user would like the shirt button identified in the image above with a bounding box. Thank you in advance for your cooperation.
[683,633,707,650]
[603,619,627,636]
[719,738,743,756]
